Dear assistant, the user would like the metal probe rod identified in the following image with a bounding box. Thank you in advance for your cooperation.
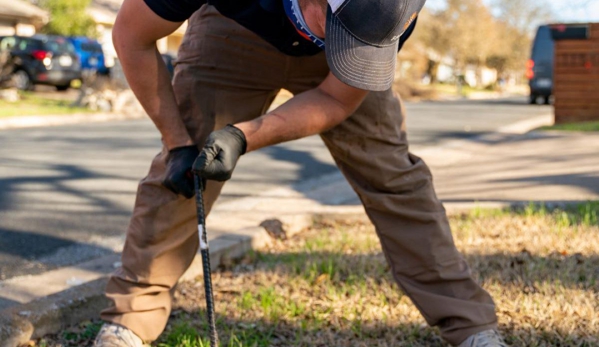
[194,174,219,347]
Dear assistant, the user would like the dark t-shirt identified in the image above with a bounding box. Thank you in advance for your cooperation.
[144,0,416,57]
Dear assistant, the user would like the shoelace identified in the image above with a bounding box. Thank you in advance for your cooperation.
[475,330,508,347]
[96,325,143,347]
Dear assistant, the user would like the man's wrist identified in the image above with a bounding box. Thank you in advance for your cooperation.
[225,124,247,155]
[232,122,254,152]
[164,137,194,151]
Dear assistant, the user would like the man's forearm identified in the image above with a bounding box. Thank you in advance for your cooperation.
[236,87,365,152]
[116,46,192,150]
[113,0,192,150]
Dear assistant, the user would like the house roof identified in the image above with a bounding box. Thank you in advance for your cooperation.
[0,0,48,23]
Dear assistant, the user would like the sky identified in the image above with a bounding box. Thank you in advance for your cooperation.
[425,0,599,23]
[551,0,599,22]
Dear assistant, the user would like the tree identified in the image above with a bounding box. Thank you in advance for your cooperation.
[395,0,557,86]
[489,0,554,78]
[395,8,439,82]
[491,0,553,35]
[439,0,502,86]
[39,0,97,37]
[411,8,452,84]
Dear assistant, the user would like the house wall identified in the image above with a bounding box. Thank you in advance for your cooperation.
[15,23,35,36]
[465,67,497,87]
[157,36,182,56]
[0,20,41,37]
[0,19,16,36]
[166,36,182,55]
[98,23,181,69]
[97,24,116,68]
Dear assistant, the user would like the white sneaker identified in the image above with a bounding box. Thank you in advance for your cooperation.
[94,323,148,347]
[457,329,509,347]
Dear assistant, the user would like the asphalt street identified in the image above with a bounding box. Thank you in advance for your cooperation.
[0,96,551,281]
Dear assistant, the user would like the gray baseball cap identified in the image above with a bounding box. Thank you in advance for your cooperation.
[326,0,426,91]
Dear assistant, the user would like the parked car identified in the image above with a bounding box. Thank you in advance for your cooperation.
[527,25,554,104]
[68,36,108,75]
[0,35,81,91]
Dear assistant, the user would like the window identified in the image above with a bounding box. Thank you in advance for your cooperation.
[80,42,103,53]
[0,37,16,51]
[16,38,43,51]
[44,38,75,53]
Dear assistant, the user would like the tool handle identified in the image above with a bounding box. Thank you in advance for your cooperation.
[194,175,219,347]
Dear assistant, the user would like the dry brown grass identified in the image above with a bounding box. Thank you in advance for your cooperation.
[34,205,599,347]
[454,207,599,346]
[156,205,599,347]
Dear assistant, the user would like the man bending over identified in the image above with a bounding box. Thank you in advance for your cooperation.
[95,0,507,346]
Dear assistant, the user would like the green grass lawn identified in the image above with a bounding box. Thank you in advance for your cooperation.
[429,83,494,96]
[0,92,90,118]
[35,202,599,347]
[540,121,599,132]
[393,82,501,101]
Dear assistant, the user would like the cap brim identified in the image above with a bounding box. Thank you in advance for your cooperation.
[325,7,398,91]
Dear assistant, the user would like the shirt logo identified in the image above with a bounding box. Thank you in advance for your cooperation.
[403,12,418,32]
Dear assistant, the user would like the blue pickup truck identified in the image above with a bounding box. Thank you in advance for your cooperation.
[68,36,108,75]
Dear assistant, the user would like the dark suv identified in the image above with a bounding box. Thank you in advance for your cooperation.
[527,25,554,104]
[0,35,81,91]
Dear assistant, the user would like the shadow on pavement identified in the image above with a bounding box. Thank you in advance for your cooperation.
[433,132,599,202]
[0,159,131,280]
[0,227,116,279]
[491,173,599,195]
[0,161,136,210]
[261,145,338,182]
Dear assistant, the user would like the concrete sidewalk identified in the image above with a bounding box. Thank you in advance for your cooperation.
[210,130,599,229]
[429,131,599,203]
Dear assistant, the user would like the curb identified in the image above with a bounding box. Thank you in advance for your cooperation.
[0,213,323,346]
[0,112,146,130]
[0,278,109,347]
[495,114,553,134]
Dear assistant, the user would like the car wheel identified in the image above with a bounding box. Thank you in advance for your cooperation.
[56,84,70,91]
[13,70,32,91]
[529,94,537,104]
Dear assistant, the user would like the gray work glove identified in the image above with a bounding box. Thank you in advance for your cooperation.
[163,145,199,199]
[193,124,247,181]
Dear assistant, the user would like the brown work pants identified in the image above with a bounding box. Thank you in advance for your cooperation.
[102,5,497,345]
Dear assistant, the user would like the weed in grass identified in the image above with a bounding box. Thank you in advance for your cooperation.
[540,120,599,132]
[158,321,204,347]
[31,320,104,346]
[515,201,599,228]
[284,299,306,318]
[239,291,257,310]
